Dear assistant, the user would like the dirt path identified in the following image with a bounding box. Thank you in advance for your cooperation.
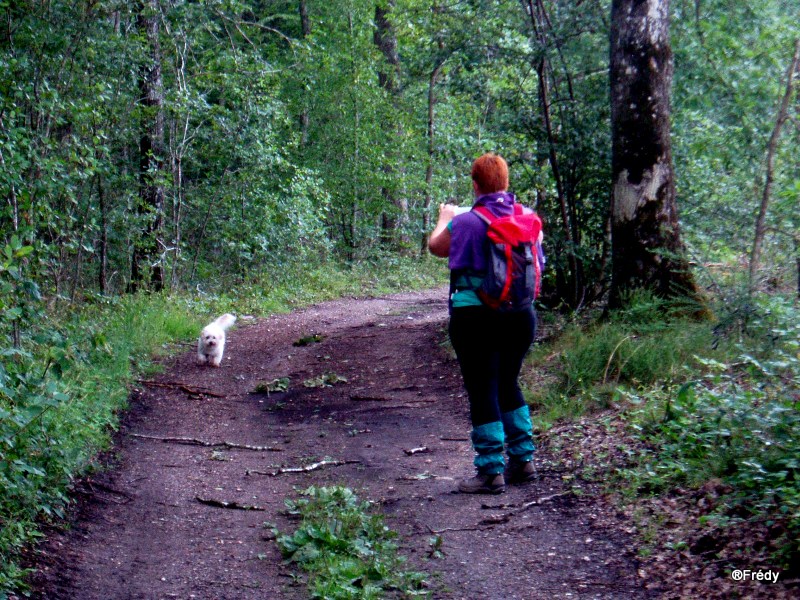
[28,289,650,599]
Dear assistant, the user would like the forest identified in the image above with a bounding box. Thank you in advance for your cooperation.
[1,0,798,597]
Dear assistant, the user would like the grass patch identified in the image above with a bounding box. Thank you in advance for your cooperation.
[275,485,429,599]
[527,290,714,426]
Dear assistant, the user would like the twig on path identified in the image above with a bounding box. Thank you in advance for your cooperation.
[513,491,573,514]
[398,472,453,481]
[481,491,573,513]
[428,491,574,534]
[350,394,392,402]
[136,379,226,398]
[426,523,494,534]
[196,497,266,511]
[245,459,360,477]
[78,481,134,504]
[130,433,284,452]
[403,446,430,456]
[440,437,469,442]
[389,384,421,392]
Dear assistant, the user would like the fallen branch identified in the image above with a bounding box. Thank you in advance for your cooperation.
[196,497,266,511]
[440,437,469,442]
[480,514,511,526]
[136,379,226,398]
[403,446,429,456]
[350,394,392,402]
[87,481,134,501]
[514,491,573,514]
[246,459,360,477]
[427,523,494,534]
[130,433,283,452]
[398,472,453,482]
[428,491,573,534]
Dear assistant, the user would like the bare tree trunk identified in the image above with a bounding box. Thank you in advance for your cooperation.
[521,0,583,307]
[374,0,410,251]
[347,9,359,260]
[96,172,108,295]
[796,237,800,299]
[299,0,311,147]
[609,0,699,307]
[536,58,581,305]
[749,39,800,289]
[0,116,21,346]
[130,0,166,293]
[421,62,443,255]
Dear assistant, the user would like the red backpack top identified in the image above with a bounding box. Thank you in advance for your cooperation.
[472,204,543,311]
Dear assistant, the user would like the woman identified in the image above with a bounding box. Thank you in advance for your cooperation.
[429,153,540,494]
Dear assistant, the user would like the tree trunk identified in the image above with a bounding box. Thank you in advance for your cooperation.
[421,62,443,255]
[796,237,800,299]
[609,0,699,307]
[299,0,311,147]
[374,0,409,250]
[96,172,108,295]
[748,39,800,290]
[130,0,166,293]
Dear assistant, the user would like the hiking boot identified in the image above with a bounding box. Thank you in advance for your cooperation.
[506,460,537,484]
[458,473,506,494]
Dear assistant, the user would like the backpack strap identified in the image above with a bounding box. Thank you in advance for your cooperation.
[474,203,528,223]
[472,205,496,225]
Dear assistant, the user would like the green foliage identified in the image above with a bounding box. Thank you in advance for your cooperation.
[618,295,800,565]
[276,485,429,599]
[0,256,439,596]
[304,373,349,388]
[0,293,199,595]
[528,291,712,424]
[532,291,799,567]
[672,0,799,285]
[254,377,291,394]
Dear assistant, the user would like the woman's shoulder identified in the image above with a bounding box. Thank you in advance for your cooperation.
[452,210,483,229]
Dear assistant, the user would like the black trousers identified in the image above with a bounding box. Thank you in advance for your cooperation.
[448,305,536,427]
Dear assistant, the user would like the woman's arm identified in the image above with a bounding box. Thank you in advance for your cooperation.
[428,203,457,257]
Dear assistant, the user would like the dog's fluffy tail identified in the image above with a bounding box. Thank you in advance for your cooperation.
[212,313,237,330]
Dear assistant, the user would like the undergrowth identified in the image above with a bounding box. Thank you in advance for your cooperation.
[527,289,713,426]
[526,289,800,569]
[0,256,443,596]
[274,486,429,599]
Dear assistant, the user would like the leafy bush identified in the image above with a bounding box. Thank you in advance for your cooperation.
[0,293,200,593]
[275,486,429,599]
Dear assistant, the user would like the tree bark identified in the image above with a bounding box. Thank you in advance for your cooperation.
[130,0,166,292]
[374,0,409,250]
[299,0,311,147]
[609,0,699,307]
[748,39,800,290]
[421,62,443,255]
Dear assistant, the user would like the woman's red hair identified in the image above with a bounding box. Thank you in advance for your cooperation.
[471,153,509,194]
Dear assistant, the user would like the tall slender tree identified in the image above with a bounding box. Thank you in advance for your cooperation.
[374,0,410,249]
[130,0,166,292]
[749,39,800,290]
[609,0,699,306]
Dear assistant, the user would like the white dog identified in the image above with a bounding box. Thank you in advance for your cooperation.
[197,314,236,367]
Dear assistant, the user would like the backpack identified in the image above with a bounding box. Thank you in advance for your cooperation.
[472,203,543,312]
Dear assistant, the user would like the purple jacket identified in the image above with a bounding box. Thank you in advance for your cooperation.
[448,192,518,272]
